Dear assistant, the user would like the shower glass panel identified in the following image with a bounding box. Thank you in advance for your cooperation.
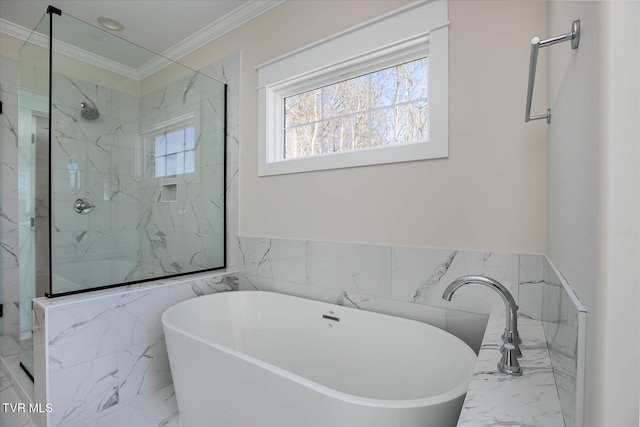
[47,11,226,296]
[18,12,51,378]
[18,6,225,377]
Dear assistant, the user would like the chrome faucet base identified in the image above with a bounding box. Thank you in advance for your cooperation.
[498,343,522,376]
[497,361,522,376]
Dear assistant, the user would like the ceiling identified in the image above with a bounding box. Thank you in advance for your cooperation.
[0,0,282,63]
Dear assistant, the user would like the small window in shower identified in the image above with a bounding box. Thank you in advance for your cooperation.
[154,126,195,178]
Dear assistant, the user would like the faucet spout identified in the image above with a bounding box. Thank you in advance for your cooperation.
[443,275,522,360]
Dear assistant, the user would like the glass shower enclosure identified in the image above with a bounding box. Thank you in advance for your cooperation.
[18,7,226,377]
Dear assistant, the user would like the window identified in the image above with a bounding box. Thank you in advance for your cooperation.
[284,57,428,159]
[257,1,448,176]
[153,126,195,177]
[141,113,197,179]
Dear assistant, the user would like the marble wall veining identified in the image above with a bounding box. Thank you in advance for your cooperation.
[138,70,226,277]
[230,236,587,426]
[542,257,587,427]
[33,271,240,427]
[230,236,531,352]
[26,52,242,427]
[50,73,141,293]
[0,55,20,341]
[2,46,588,427]
[47,65,226,293]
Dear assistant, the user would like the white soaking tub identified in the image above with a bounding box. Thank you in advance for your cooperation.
[162,291,476,427]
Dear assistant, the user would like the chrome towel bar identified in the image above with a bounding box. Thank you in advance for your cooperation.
[525,19,580,123]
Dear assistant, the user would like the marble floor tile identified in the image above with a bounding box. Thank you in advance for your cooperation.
[0,368,37,427]
[0,336,34,404]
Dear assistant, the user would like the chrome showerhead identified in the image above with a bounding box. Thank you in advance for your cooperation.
[80,102,100,120]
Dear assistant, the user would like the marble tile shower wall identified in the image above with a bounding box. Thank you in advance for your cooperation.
[50,73,141,289]
[0,55,20,339]
[48,65,227,290]
[138,71,226,276]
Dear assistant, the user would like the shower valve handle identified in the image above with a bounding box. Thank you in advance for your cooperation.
[73,198,95,214]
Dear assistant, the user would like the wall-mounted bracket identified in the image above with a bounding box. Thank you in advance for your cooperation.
[525,19,581,124]
[47,5,62,15]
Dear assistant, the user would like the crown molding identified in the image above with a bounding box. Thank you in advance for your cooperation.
[160,0,285,62]
[0,0,285,80]
[0,17,35,41]
[137,1,284,80]
[0,18,140,79]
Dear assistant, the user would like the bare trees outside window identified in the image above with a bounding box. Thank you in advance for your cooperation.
[284,57,428,160]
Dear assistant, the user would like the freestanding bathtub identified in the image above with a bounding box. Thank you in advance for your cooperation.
[162,291,476,427]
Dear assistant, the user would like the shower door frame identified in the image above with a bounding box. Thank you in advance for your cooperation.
[43,7,228,298]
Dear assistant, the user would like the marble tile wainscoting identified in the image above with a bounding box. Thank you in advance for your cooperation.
[32,271,240,427]
[543,258,587,427]
[232,237,525,352]
[17,237,585,427]
[231,236,587,427]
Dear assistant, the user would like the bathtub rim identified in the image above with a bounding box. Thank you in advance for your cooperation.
[162,290,476,410]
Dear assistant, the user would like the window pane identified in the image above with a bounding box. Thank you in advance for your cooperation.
[166,153,177,176]
[394,104,414,144]
[321,119,341,154]
[285,124,320,159]
[408,99,428,142]
[285,89,321,128]
[155,135,166,156]
[166,130,184,154]
[155,156,165,177]
[185,126,195,150]
[282,56,428,160]
[176,152,185,175]
[405,58,428,100]
[321,75,369,118]
[371,67,398,108]
[184,150,195,173]
[370,107,395,146]
[351,113,370,149]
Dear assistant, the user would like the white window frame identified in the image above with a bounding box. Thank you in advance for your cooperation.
[256,0,448,176]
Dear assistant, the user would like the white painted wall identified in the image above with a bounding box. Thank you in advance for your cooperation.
[547,2,640,426]
[181,0,548,254]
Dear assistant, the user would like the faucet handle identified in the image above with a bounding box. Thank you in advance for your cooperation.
[498,343,522,376]
[502,328,522,344]
[501,329,523,357]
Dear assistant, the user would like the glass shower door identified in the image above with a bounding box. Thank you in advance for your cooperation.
[18,13,51,378]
